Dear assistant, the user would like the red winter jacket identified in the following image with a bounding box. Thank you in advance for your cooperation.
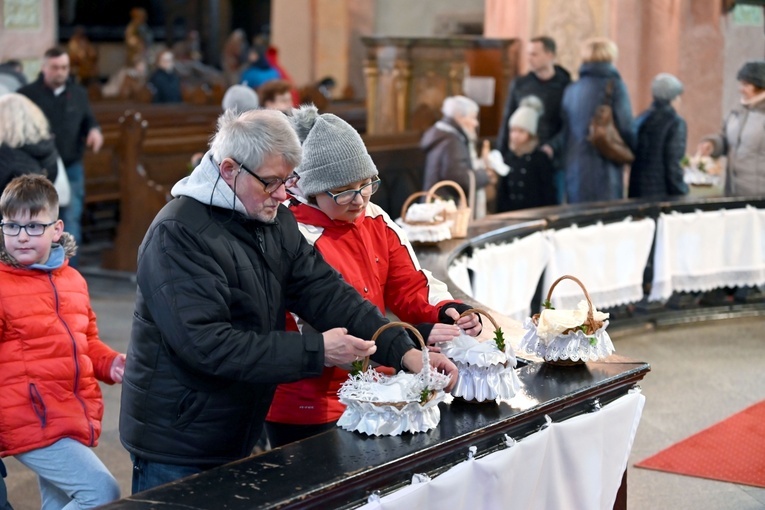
[0,242,119,456]
[266,201,458,425]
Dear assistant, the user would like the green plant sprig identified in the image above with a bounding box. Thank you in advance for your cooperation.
[494,327,506,352]
[350,359,364,376]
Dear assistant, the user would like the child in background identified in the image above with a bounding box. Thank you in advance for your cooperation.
[0,175,125,509]
[496,95,557,212]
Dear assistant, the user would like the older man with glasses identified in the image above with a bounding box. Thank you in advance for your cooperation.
[264,105,482,448]
[119,108,459,493]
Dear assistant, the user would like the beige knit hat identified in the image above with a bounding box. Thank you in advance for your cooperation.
[509,95,544,136]
[289,104,378,197]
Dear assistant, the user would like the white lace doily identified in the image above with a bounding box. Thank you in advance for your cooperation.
[519,317,615,363]
[395,218,453,243]
[337,351,451,436]
[439,332,520,402]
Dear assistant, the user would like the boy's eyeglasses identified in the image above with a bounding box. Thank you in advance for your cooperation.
[0,221,56,237]
[235,160,300,194]
[324,179,381,205]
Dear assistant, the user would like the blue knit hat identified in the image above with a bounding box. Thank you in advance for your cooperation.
[651,73,684,102]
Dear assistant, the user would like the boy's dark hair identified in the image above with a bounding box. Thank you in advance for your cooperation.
[0,175,59,220]
[530,36,556,55]
[258,79,291,105]
[43,47,67,60]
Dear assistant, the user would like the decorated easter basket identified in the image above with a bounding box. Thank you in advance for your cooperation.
[439,307,520,403]
[426,180,471,238]
[519,275,615,366]
[395,191,453,245]
[337,322,451,436]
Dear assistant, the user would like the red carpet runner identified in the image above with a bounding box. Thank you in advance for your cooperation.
[635,400,765,488]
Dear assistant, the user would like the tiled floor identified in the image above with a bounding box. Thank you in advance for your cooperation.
[4,272,765,509]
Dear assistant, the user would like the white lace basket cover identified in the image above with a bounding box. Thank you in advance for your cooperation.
[439,308,520,402]
[395,190,456,244]
[519,275,615,364]
[337,322,451,436]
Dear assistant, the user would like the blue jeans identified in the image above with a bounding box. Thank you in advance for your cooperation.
[130,454,206,494]
[60,161,84,267]
[15,438,120,510]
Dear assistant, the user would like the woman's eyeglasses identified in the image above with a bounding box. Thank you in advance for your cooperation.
[0,221,56,236]
[324,179,381,205]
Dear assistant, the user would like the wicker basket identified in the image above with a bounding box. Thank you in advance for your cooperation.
[337,322,450,435]
[438,307,520,403]
[427,180,471,238]
[523,275,614,366]
[396,191,452,245]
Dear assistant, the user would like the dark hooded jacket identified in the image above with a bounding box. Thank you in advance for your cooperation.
[120,152,416,466]
[629,100,688,198]
[18,76,98,166]
[496,64,571,152]
[0,138,58,193]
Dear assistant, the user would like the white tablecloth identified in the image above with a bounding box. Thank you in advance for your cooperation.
[466,232,553,320]
[357,391,645,510]
[542,218,656,309]
[649,206,765,301]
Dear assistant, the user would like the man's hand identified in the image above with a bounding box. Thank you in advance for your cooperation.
[322,327,377,366]
[402,349,458,392]
[425,323,460,352]
[87,128,103,153]
[444,307,481,337]
[541,144,554,159]
[110,353,126,383]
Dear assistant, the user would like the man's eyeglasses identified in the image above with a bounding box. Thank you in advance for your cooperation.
[236,161,300,194]
[0,221,56,237]
[324,179,381,206]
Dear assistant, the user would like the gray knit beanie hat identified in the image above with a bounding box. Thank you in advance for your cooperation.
[222,84,259,112]
[651,73,684,102]
[737,61,765,89]
[289,104,377,197]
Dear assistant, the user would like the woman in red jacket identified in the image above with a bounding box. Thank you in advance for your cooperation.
[265,106,481,447]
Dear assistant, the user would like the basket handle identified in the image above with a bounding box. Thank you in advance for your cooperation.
[458,307,499,333]
[400,191,430,221]
[363,321,426,372]
[426,180,468,210]
[545,275,595,322]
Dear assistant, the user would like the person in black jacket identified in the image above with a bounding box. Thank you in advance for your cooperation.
[629,73,689,198]
[496,96,557,212]
[120,108,458,493]
[18,47,102,267]
[0,93,58,194]
[496,36,571,203]
[148,50,183,103]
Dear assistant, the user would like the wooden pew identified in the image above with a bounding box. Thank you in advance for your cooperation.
[363,131,425,220]
[100,111,211,272]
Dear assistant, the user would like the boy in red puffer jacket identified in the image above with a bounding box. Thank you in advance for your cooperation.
[0,175,125,509]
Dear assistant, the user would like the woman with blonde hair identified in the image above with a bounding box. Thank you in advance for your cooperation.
[0,93,59,193]
[551,37,634,203]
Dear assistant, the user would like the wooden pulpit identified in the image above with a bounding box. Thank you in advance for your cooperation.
[361,36,520,137]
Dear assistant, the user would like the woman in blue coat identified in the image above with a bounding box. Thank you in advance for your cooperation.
[553,38,635,203]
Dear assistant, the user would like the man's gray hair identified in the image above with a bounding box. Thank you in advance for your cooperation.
[441,95,479,119]
[210,109,302,171]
